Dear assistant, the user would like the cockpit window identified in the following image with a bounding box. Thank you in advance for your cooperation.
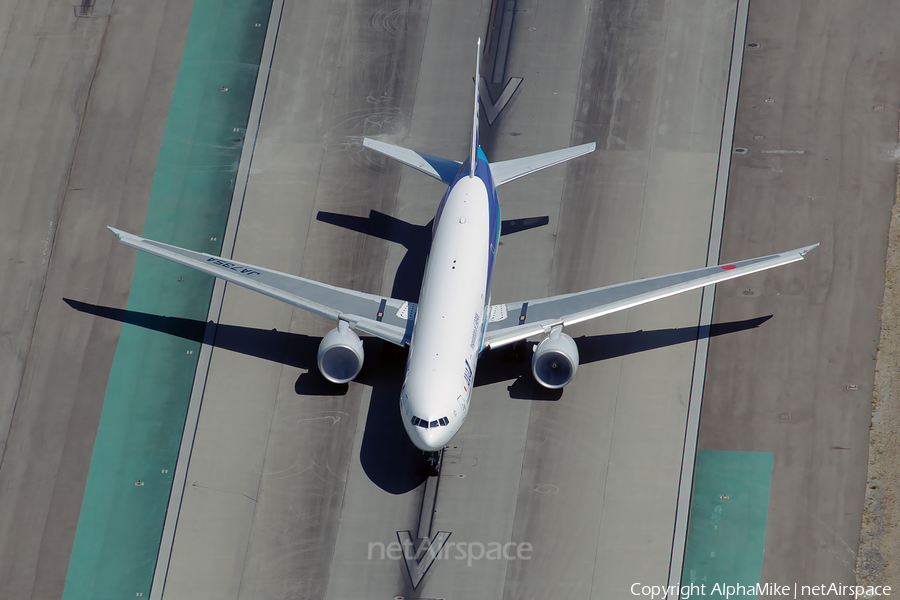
[411,415,451,428]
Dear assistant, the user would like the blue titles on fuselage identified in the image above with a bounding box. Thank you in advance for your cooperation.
[463,358,474,390]
[470,311,480,349]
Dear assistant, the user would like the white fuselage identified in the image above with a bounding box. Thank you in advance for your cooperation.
[399,175,494,451]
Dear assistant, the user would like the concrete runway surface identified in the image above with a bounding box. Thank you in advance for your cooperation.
[1,0,898,598]
[160,0,742,598]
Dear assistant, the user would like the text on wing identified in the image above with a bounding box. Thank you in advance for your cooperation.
[206,257,261,277]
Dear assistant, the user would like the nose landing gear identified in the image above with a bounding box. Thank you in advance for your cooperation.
[424,449,443,477]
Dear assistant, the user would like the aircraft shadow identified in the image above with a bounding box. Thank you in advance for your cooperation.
[64,298,770,493]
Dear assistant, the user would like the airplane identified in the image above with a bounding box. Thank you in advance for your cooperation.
[107,39,817,463]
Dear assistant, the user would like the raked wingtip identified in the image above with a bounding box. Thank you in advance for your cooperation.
[107,226,122,238]
[799,243,820,256]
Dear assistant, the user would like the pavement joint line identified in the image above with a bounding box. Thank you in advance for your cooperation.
[666,0,750,591]
[147,0,287,597]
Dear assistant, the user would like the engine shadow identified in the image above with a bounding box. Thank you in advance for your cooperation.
[65,298,770,493]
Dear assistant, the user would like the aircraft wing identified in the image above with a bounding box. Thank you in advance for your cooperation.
[483,244,818,349]
[108,227,415,346]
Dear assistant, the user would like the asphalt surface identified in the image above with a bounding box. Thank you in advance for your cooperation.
[698,0,900,588]
[0,2,194,598]
[62,2,274,597]
[1,0,897,599]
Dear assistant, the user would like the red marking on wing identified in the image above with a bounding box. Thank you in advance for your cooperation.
[721,264,737,270]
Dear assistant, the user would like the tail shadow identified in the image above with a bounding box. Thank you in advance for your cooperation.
[316,210,549,303]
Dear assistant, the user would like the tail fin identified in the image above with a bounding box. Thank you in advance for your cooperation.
[470,38,481,178]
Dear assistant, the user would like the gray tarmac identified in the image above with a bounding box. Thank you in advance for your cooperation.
[160,0,740,598]
[699,0,900,587]
[0,2,193,598]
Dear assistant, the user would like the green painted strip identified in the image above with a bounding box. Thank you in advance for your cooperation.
[681,450,774,597]
[63,1,272,598]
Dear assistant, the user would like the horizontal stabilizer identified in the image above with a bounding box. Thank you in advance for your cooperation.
[490,142,596,186]
[363,138,461,184]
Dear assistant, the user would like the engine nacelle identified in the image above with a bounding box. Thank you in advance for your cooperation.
[317,321,364,384]
[531,327,579,389]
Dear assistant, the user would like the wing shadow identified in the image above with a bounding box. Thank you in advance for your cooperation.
[474,315,775,399]
[64,297,426,493]
[66,297,770,493]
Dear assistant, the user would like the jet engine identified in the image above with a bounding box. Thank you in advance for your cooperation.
[531,327,579,389]
[317,321,364,384]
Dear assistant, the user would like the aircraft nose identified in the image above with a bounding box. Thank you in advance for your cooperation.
[409,425,453,452]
